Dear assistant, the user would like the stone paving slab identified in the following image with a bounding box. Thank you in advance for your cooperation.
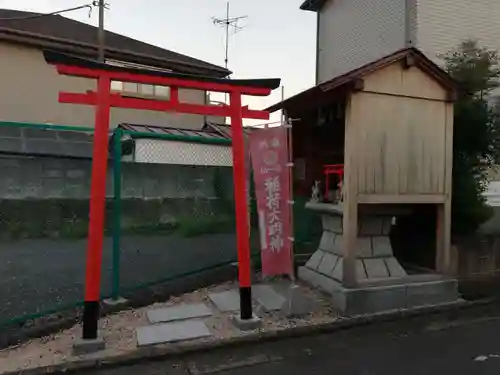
[253,284,287,311]
[136,320,212,346]
[147,303,213,324]
[279,284,318,317]
[208,290,241,312]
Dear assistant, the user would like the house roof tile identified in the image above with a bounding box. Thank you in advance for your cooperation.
[0,8,230,77]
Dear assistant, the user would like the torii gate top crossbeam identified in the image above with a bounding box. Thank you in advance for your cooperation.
[44,51,279,120]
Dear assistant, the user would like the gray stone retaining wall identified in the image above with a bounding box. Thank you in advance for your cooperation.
[0,155,235,239]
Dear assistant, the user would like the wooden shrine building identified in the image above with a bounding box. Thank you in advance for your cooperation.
[267,48,459,314]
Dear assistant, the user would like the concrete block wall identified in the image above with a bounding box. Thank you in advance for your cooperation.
[0,155,235,239]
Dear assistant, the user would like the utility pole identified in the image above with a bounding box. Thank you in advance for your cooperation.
[96,0,106,62]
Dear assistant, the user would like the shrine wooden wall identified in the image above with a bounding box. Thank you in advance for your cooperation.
[345,62,453,204]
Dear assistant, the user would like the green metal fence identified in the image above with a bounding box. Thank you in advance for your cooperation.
[108,127,239,302]
[0,121,319,329]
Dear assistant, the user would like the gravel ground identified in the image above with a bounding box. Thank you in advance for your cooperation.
[0,280,337,374]
[0,234,238,325]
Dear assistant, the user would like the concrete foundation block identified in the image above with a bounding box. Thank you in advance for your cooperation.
[344,285,407,316]
[300,275,407,316]
[72,337,105,356]
[322,214,343,234]
[298,266,337,294]
[317,252,338,276]
[356,237,373,257]
[371,236,393,257]
[363,258,389,278]
[232,315,262,331]
[304,250,324,271]
[385,257,407,277]
[330,288,347,312]
[406,279,459,308]
[331,258,343,282]
[299,205,460,316]
[331,234,344,255]
[356,259,368,280]
[319,231,336,253]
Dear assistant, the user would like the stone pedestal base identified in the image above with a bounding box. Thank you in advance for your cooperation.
[299,266,459,315]
[304,202,408,282]
[300,203,460,315]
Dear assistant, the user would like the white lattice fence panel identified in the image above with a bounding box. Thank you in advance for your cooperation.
[134,139,233,166]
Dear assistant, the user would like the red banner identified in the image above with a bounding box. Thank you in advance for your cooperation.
[249,126,293,277]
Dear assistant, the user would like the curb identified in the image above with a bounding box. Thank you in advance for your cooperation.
[5,297,500,375]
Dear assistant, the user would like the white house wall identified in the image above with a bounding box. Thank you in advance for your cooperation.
[414,0,500,64]
[317,0,406,83]
[134,139,233,166]
[413,0,500,99]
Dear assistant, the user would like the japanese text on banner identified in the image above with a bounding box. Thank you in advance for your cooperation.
[249,126,292,277]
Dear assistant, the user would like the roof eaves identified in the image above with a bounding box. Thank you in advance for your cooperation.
[409,49,457,91]
[320,48,456,93]
[0,26,232,77]
[267,47,456,112]
[117,123,232,142]
[300,0,328,11]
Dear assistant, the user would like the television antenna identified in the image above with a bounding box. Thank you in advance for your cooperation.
[212,1,248,71]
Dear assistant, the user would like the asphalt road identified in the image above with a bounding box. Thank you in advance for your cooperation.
[0,234,238,324]
[91,315,500,375]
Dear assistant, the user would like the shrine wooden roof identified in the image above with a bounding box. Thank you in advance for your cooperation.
[300,0,328,12]
[266,47,456,113]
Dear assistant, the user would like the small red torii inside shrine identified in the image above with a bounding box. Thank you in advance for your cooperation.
[44,51,280,342]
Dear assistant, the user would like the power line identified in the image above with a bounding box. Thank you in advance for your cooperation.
[0,3,95,21]
[0,2,109,63]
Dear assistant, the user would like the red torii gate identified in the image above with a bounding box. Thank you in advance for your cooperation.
[44,51,280,341]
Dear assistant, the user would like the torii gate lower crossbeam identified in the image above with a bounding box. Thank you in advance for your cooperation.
[45,51,281,341]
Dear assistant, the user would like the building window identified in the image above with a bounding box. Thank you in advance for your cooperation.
[106,59,172,100]
[110,80,123,91]
[110,80,171,100]
[140,84,154,96]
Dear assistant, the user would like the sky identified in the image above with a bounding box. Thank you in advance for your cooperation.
[0,0,317,126]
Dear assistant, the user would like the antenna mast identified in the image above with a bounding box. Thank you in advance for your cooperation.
[212,1,248,71]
